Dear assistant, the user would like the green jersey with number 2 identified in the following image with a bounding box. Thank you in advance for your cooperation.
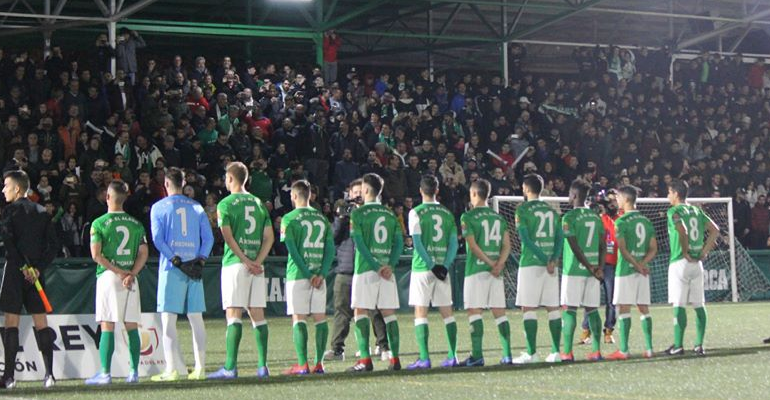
[409,202,457,272]
[562,207,604,277]
[461,206,508,277]
[218,192,271,268]
[614,210,655,277]
[516,200,560,268]
[281,206,332,281]
[90,211,146,277]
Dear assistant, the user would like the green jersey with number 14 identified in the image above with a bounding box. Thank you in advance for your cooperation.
[562,207,604,277]
[614,210,655,277]
[218,192,271,268]
[350,202,401,274]
[408,202,457,272]
[461,206,508,277]
[90,211,146,277]
[281,206,332,281]
[516,200,560,268]
[667,204,711,263]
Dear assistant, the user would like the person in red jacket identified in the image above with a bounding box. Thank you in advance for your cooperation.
[323,30,342,85]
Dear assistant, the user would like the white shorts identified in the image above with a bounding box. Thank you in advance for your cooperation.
[613,273,651,305]
[95,270,141,324]
[286,279,327,315]
[560,275,601,308]
[668,259,705,307]
[463,271,505,309]
[221,263,267,310]
[351,271,400,310]
[408,271,452,307]
[515,266,559,308]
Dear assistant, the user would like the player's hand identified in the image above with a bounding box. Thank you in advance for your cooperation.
[310,275,324,288]
[546,261,556,275]
[123,273,135,289]
[249,261,264,275]
[490,261,504,277]
[697,252,707,262]
[379,265,393,280]
[684,254,697,263]
[22,267,39,283]
[636,264,650,276]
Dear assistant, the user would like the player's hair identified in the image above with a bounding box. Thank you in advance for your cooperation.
[3,169,29,192]
[668,179,689,200]
[470,178,491,200]
[420,175,439,196]
[522,173,544,195]
[226,161,249,185]
[617,185,640,205]
[291,179,311,200]
[362,173,384,197]
[348,178,363,190]
[570,178,591,205]
[165,167,185,189]
[108,180,130,203]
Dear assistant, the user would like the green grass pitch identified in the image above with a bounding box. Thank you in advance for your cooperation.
[9,302,770,400]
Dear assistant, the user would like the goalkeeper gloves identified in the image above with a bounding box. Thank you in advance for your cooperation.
[177,257,205,280]
[431,264,448,281]
[170,256,182,267]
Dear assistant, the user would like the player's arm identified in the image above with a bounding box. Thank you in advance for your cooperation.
[388,230,404,269]
[493,230,512,277]
[320,222,335,277]
[282,219,313,277]
[130,242,149,276]
[567,236,594,270]
[90,241,126,277]
[444,222,459,267]
[550,215,564,263]
[463,215,495,268]
[197,208,215,259]
[700,214,719,260]
[672,212,693,262]
[596,225,607,278]
[221,225,252,264]
[409,209,434,268]
[351,212,380,270]
[150,207,176,261]
[517,225,549,265]
[616,235,643,272]
[641,236,658,269]
[255,223,275,268]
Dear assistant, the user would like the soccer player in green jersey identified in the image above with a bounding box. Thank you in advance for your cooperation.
[347,173,404,373]
[664,179,719,356]
[560,179,606,362]
[406,175,460,370]
[607,186,658,361]
[85,180,149,385]
[209,162,274,380]
[512,174,564,364]
[460,179,512,367]
[281,180,335,375]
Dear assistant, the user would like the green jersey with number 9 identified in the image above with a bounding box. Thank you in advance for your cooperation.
[350,202,401,274]
[408,202,457,272]
[217,192,271,268]
[562,207,604,277]
[281,206,332,281]
[667,204,710,263]
[516,200,560,268]
[614,210,655,277]
[90,211,147,277]
[461,206,508,276]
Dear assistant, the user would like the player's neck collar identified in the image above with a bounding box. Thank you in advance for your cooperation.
[625,208,639,214]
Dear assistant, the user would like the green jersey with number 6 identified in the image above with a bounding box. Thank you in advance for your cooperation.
[281,206,332,281]
[461,206,508,277]
[90,211,146,277]
[408,202,457,272]
[218,192,271,268]
[350,202,401,274]
[614,210,655,277]
[516,200,560,267]
[562,207,604,277]
[667,204,711,263]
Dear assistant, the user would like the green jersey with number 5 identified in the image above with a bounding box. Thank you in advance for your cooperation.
[90,211,146,277]
[350,202,401,274]
[667,204,711,263]
[281,206,332,281]
[408,202,457,272]
[614,210,655,277]
[218,192,271,268]
[516,200,560,267]
[562,207,604,277]
[461,206,508,276]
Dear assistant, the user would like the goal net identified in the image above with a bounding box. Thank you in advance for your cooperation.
[491,196,770,305]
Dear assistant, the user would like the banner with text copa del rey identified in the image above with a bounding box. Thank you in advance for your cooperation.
[0,313,188,381]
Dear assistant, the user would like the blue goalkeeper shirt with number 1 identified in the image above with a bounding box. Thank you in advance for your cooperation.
[151,194,215,271]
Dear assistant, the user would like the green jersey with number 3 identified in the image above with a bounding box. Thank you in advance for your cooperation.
[408,202,457,272]
[516,200,560,267]
[667,204,711,263]
[562,207,604,277]
[218,192,271,268]
[350,202,401,274]
[90,211,146,277]
[461,206,508,277]
[614,210,655,277]
[281,206,332,281]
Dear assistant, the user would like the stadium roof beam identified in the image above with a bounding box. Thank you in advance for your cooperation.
[676,6,770,50]
[321,0,391,31]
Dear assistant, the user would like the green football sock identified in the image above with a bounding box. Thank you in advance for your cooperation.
[496,316,511,359]
[415,319,430,361]
[99,331,115,374]
[444,317,458,359]
[385,316,400,358]
[224,320,243,371]
[293,321,308,366]
[548,311,561,354]
[561,310,577,354]
[673,307,687,348]
[254,321,269,368]
[469,315,484,359]
[523,313,537,355]
[695,307,707,347]
[127,329,141,373]
[354,316,371,359]
[641,315,653,351]
[618,315,631,353]
[587,309,602,353]
[314,321,328,365]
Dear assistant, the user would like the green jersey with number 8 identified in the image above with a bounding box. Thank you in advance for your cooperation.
[90,211,147,277]
[667,204,710,263]
[408,202,457,272]
[218,192,271,268]
[461,206,508,276]
[281,206,332,281]
[516,200,560,267]
[614,210,655,277]
[562,207,604,277]
[350,202,401,274]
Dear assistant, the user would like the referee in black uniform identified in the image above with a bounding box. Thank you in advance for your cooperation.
[1,170,59,389]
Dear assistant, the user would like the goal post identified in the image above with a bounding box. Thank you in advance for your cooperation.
[491,196,770,304]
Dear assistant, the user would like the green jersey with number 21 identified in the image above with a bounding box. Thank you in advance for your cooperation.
[516,200,560,267]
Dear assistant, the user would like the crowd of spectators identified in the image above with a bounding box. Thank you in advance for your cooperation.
[1,33,769,259]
